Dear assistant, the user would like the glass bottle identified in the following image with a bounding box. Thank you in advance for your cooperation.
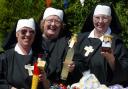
[61,34,77,81]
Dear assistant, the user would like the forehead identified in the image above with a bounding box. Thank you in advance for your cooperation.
[45,15,61,20]
[93,14,110,17]
[20,27,34,30]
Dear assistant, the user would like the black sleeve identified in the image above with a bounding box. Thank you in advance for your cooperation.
[0,53,10,89]
[111,38,128,85]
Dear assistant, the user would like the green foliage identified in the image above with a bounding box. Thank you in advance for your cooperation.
[115,1,128,47]
[0,0,128,51]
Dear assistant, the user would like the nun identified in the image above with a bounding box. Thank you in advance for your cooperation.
[38,7,80,85]
[74,3,128,87]
[0,18,49,89]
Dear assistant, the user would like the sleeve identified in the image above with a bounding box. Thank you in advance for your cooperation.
[111,38,128,84]
[73,33,89,73]
[0,52,11,89]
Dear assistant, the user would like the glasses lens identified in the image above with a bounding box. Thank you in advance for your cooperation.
[94,16,109,22]
[20,29,35,35]
[45,19,61,25]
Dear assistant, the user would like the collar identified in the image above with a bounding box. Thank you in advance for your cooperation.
[88,27,111,41]
[14,43,32,55]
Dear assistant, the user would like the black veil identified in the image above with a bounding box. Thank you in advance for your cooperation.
[81,2,122,34]
[2,19,42,54]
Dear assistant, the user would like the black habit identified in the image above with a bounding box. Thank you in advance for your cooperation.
[41,35,81,85]
[74,32,128,86]
[0,48,45,89]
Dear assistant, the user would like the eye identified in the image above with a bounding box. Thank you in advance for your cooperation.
[20,29,27,35]
[29,30,35,34]
[20,29,35,35]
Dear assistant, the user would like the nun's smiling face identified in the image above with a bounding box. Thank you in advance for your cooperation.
[16,27,35,48]
[93,14,112,34]
[41,15,63,40]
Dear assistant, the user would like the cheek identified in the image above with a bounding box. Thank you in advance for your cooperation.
[104,22,110,27]
[43,23,49,31]
[93,21,97,27]
[56,27,61,33]
[93,19,97,24]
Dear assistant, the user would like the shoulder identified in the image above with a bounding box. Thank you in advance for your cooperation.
[77,32,90,43]
[0,48,14,61]
[112,33,124,44]
[78,32,90,38]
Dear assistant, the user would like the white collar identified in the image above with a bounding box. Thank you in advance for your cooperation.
[88,27,111,41]
[14,43,32,55]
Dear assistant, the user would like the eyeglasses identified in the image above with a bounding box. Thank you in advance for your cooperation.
[19,29,35,35]
[93,16,110,23]
[45,19,62,25]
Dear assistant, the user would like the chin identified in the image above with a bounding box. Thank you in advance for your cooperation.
[97,28,104,32]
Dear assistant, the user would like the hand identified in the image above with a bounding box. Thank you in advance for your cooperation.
[39,70,50,89]
[39,70,47,81]
[101,49,115,70]
[68,61,75,72]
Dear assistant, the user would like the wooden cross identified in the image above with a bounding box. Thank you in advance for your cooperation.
[84,46,94,56]
[25,64,34,76]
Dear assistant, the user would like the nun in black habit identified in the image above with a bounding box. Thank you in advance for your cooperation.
[0,18,49,89]
[73,3,128,87]
[38,7,80,85]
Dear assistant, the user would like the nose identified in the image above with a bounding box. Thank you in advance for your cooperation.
[99,17,104,23]
[25,31,31,36]
[51,21,56,25]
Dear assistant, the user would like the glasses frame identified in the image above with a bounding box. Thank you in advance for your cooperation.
[18,29,35,35]
[93,15,110,23]
[45,19,62,25]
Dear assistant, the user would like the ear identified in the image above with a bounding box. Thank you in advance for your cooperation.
[40,20,45,32]
[16,32,19,38]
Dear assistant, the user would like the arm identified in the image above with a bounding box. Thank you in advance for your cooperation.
[110,39,128,83]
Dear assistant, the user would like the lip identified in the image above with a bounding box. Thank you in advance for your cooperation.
[48,28,57,32]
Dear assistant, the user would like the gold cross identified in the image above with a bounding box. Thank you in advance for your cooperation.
[84,46,94,56]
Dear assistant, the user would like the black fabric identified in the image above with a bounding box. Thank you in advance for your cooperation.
[0,48,45,89]
[74,32,128,86]
[81,2,122,34]
[40,34,81,85]
[41,36,68,84]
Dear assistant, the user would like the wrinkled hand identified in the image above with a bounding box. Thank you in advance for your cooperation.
[39,70,50,89]
[39,70,47,81]
[101,49,115,70]
[68,61,75,72]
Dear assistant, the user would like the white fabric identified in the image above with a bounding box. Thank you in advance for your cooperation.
[93,5,111,16]
[16,18,35,32]
[71,70,109,89]
[88,27,111,41]
[43,7,63,21]
[14,43,32,55]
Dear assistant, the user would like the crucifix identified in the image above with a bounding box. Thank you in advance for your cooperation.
[25,64,34,76]
[84,46,94,56]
